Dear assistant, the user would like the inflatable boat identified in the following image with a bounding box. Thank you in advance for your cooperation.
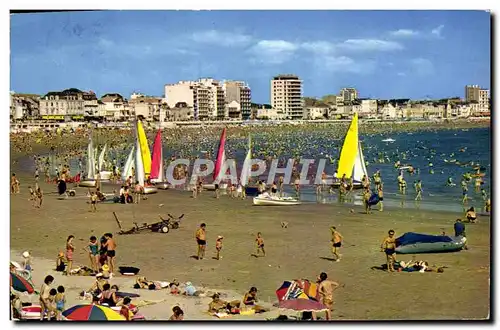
[253,193,301,206]
[395,232,466,254]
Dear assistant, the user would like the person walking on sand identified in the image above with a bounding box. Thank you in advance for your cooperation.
[278,175,284,197]
[377,185,384,212]
[414,179,423,201]
[214,182,220,199]
[36,187,43,208]
[195,223,207,260]
[215,236,223,260]
[103,233,117,276]
[134,181,143,204]
[317,272,339,321]
[380,230,397,272]
[330,227,343,262]
[255,232,265,257]
[363,187,372,214]
[89,192,97,212]
[65,235,75,275]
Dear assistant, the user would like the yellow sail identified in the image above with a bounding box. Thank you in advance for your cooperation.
[137,120,152,178]
[337,113,359,179]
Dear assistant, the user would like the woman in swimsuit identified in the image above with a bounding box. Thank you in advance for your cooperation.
[65,235,75,276]
[85,236,99,272]
[100,283,118,307]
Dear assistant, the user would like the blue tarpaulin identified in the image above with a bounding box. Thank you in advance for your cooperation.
[396,232,453,247]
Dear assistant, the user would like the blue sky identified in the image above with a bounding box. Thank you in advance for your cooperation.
[11,10,490,103]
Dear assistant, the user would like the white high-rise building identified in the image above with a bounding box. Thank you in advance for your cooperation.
[271,74,303,120]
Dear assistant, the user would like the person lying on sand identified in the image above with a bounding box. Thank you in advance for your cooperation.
[133,276,171,290]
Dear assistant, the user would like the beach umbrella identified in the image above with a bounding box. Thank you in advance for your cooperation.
[10,272,35,294]
[62,304,126,321]
[279,299,329,312]
[276,280,319,302]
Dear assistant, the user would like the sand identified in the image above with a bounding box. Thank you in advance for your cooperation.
[10,159,490,320]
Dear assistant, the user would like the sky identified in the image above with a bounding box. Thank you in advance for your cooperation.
[10,10,491,103]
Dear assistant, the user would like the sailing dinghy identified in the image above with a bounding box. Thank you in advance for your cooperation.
[332,113,369,189]
[253,192,301,206]
[203,128,228,191]
[150,129,169,190]
[79,137,97,187]
[97,143,113,181]
[135,120,157,194]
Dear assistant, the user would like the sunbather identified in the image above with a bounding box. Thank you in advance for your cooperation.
[208,293,240,314]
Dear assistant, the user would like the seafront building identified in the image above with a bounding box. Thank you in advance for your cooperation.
[270,74,303,120]
[222,80,252,119]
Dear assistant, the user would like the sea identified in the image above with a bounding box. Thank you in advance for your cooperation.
[28,127,491,214]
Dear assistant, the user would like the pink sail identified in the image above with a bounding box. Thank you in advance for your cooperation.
[213,128,227,182]
[150,130,163,180]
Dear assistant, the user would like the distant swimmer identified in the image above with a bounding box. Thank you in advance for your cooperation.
[414,180,423,201]
[447,177,456,187]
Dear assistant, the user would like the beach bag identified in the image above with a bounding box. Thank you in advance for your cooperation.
[368,193,380,206]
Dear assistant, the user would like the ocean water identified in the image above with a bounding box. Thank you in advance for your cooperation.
[27,127,491,213]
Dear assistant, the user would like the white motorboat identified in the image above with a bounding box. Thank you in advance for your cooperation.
[382,138,396,142]
[253,193,301,206]
[79,179,97,188]
[143,185,158,194]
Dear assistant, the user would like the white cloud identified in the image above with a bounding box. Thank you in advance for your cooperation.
[190,30,253,47]
[397,72,406,76]
[300,41,335,54]
[321,56,376,74]
[337,39,404,52]
[431,25,445,38]
[248,40,298,64]
[410,58,434,76]
[390,29,420,38]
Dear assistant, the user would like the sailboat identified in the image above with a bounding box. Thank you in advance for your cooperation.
[332,113,369,189]
[135,120,158,194]
[97,143,113,181]
[121,145,135,182]
[241,135,259,196]
[203,128,228,191]
[150,129,169,189]
[79,137,98,187]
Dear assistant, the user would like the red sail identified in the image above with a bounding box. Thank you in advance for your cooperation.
[213,128,227,182]
[150,130,162,180]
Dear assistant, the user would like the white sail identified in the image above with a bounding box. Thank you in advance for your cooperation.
[352,141,368,182]
[240,136,252,186]
[135,126,145,186]
[122,145,135,181]
[87,139,96,179]
[98,143,107,172]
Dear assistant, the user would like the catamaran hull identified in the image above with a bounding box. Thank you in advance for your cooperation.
[79,180,96,188]
[396,238,466,254]
[253,197,301,206]
[202,183,228,191]
[330,182,364,190]
[143,186,158,194]
[100,171,113,181]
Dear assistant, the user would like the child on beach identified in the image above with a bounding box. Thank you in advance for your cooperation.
[363,188,372,214]
[103,233,117,275]
[55,286,66,320]
[22,251,32,271]
[255,232,265,257]
[330,227,343,262]
[65,235,75,275]
[215,236,223,260]
[90,192,97,212]
[39,275,54,321]
[56,252,66,272]
[36,187,43,208]
[85,236,99,272]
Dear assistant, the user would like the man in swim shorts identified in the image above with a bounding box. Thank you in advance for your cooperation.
[195,223,207,260]
[380,230,397,272]
[103,233,117,275]
[330,226,343,262]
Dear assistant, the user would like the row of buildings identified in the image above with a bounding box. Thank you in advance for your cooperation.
[10,76,490,122]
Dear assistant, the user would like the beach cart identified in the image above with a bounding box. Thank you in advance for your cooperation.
[113,212,184,235]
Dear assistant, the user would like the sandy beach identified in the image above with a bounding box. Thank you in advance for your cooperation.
[10,160,490,320]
